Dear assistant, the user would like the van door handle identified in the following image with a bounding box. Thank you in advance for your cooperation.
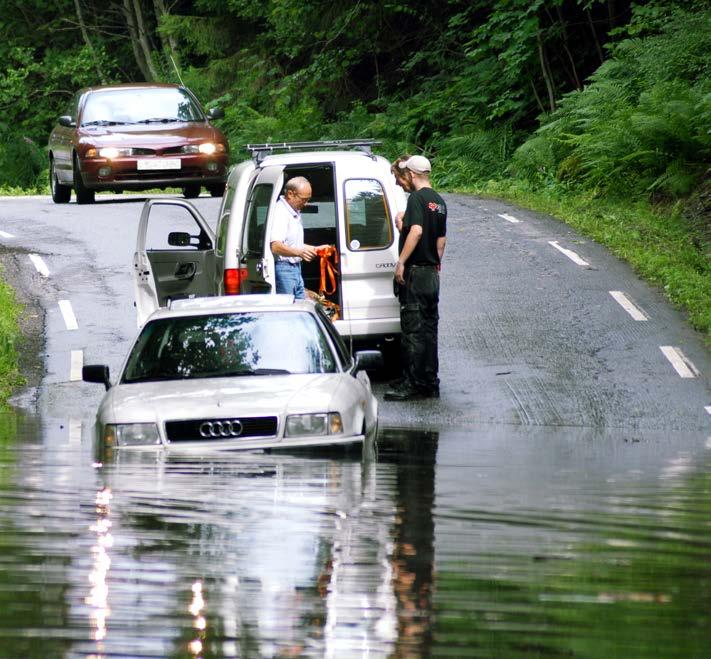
[174,262,196,280]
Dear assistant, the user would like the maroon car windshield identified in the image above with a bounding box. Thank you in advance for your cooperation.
[81,88,204,126]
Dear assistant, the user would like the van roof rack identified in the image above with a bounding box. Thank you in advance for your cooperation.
[245,139,381,163]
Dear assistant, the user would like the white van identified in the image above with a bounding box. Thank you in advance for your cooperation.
[133,140,405,359]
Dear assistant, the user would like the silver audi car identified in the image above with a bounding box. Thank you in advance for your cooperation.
[83,295,381,452]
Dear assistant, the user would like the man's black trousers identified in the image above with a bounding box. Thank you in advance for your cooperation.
[399,265,440,391]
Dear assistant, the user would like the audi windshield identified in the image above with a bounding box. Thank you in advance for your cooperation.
[121,311,337,382]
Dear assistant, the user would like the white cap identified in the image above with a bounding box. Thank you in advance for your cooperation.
[399,155,431,174]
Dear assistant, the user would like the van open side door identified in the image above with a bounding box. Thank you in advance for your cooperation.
[133,199,216,326]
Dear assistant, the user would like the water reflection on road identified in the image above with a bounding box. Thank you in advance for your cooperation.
[0,412,709,657]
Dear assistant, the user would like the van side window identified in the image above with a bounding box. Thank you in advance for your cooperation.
[344,179,392,251]
[243,184,273,255]
[215,184,236,256]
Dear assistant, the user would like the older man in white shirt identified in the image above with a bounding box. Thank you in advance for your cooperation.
[270,176,326,299]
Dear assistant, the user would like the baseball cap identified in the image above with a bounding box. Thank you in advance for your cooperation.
[400,155,431,174]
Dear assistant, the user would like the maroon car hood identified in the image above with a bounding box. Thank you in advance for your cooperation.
[79,122,220,147]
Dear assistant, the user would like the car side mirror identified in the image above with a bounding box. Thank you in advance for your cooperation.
[58,115,75,128]
[83,364,111,391]
[353,350,383,373]
[206,107,224,120]
[168,231,192,247]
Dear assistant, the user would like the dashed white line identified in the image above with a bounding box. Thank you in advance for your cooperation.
[548,240,590,266]
[70,350,84,381]
[497,213,520,223]
[609,291,648,321]
[29,254,50,277]
[58,300,79,330]
[0,230,14,239]
[660,346,699,378]
[705,406,711,416]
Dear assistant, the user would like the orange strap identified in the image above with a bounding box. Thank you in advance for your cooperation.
[316,246,339,296]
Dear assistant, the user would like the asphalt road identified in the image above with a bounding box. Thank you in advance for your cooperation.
[0,191,709,439]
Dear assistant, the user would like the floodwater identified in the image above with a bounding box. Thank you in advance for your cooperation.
[0,411,709,658]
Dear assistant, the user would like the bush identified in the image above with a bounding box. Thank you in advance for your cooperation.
[0,130,45,190]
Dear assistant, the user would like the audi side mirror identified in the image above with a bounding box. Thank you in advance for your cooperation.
[83,364,111,391]
[354,350,383,373]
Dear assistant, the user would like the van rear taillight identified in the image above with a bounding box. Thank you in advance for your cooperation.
[224,268,248,295]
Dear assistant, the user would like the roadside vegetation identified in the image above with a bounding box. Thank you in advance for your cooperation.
[0,271,23,403]
[0,1,708,399]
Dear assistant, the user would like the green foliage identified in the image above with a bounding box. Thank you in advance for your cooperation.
[516,7,711,200]
[0,269,23,403]
[0,126,45,189]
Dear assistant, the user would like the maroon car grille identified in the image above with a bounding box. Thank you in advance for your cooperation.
[113,167,204,181]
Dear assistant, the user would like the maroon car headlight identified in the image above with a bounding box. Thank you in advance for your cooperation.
[181,143,225,155]
[98,147,136,159]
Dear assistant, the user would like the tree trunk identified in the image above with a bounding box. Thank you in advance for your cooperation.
[586,8,605,64]
[153,0,181,76]
[122,0,153,81]
[536,31,556,112]
[132,0,160,80]
[530,80,546,114]
[554,6,581,90]
[73,0,106,83]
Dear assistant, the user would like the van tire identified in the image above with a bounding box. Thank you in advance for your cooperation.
[182,184,201,199]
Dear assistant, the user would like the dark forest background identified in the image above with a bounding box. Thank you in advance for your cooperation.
[0,0,707,201]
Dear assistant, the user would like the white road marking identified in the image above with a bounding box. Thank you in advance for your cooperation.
[497,213,520,223]
[29,254,50,277]
[705,406,711,416]
[0,230,14,238]
[548,240,590,266]
[548,240,590,265]
[58,300,79,330]
[609,291,648,321]
[660,346,699,378]
[69,418,82,445]
[70,350,83,381]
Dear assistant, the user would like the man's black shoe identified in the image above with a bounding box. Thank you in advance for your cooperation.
[384,384,426,401]
[423,386,440,399]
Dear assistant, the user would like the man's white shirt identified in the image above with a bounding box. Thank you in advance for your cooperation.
[270,196,304,264]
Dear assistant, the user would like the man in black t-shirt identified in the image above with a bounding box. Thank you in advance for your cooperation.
[385,155,447,401]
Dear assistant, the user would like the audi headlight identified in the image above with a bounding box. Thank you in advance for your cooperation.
[285,413,343,437]
[98,147,135,159]
[103,423,160,447]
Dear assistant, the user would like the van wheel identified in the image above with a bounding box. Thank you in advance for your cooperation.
[182,184,201,199]
[50,158,71,203]
[382,337,403,379]
[73,155,95,204]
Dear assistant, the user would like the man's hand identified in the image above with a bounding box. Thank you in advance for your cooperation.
[395,211,404,232]
[300,245,318,262]
[395,261,406,285]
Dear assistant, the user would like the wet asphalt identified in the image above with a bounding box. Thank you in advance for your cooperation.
[0,191,709,438]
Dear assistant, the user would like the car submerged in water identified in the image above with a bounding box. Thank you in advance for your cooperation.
[48,83,229,204]
[82,295,381,452]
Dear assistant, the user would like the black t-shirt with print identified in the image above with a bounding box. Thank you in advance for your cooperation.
[399,187,447,266]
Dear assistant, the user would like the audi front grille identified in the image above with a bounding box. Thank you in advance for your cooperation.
[165,416,278,442]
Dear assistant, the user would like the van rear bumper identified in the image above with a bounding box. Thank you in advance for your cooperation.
[333,317,400,340]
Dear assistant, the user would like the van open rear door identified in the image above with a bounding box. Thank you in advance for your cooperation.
[133,199,216,326]
[240,166,284,294]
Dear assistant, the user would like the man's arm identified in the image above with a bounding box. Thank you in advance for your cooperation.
[436,236,447,261]
[394,224,423,284]
[270,241,317,261]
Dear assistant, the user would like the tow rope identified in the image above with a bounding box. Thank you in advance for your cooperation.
[316,245,339,296]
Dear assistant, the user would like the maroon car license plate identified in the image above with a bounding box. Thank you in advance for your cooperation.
[137,158,181,170]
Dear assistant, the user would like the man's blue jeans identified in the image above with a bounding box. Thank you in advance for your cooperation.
[274,260,305,299]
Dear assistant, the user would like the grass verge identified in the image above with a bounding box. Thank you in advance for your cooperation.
[0,268,24,405]
[457,180,711,346]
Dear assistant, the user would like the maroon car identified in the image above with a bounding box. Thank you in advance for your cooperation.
[48,83,229,204]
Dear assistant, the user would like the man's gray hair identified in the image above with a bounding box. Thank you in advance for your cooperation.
[285,176,311,192]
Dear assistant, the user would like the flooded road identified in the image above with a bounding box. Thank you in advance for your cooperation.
[1,413,709,658]
[1,192,710,656]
